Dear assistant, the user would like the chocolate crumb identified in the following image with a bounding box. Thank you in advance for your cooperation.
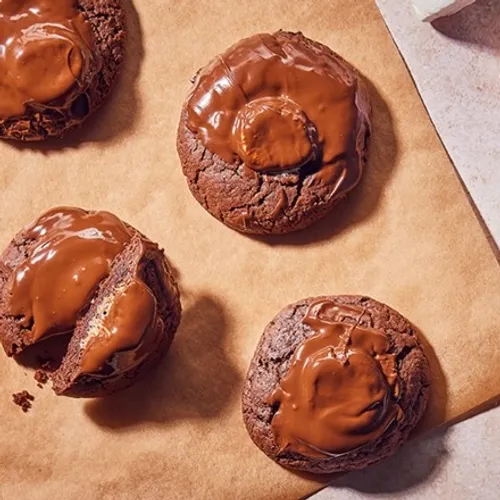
[12,390,35,413]
[34,369,49,385]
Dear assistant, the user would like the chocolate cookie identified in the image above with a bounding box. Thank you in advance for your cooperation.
[0,0,126,141]
[177,31,371,234]
[0,207,181,397]
[242,296,430,473]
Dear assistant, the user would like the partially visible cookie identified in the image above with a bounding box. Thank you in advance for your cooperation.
[0,207,181,397]
[242,296,430,473]
[0,0,126,141]
[178,31,371,234]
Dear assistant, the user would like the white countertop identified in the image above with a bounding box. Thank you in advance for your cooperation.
[313,1,499,498]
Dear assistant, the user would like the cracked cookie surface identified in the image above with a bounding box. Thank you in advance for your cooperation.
[242,295,431,473]
[177,31,371,234]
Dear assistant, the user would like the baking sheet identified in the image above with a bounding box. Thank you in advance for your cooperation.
[0,0,499,498]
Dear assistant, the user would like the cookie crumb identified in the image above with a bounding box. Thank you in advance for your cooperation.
[12,391,35,413]
[34,369,49,386]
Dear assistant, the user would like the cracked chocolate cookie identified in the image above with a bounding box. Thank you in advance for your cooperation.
[0,207,181,397]
[0,0,126,141]
[177,31,371,234]
[242,295,430,473]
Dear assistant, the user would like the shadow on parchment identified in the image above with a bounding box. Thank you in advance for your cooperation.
[7,0,144,154]
[295,324,450,497]
[14,334,71,371]
[432,0,500,54]
[252,76,398,247]
[84,294,242,430]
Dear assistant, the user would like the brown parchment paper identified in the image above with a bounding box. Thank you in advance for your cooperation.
[0,1,499,498]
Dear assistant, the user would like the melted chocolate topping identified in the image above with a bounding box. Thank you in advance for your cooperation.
[9,207,132,341]
[8,207,164,377]
[268,300,402,457]
[0,0,99,121]
[187,32,364,192]
[78,277,161,376]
